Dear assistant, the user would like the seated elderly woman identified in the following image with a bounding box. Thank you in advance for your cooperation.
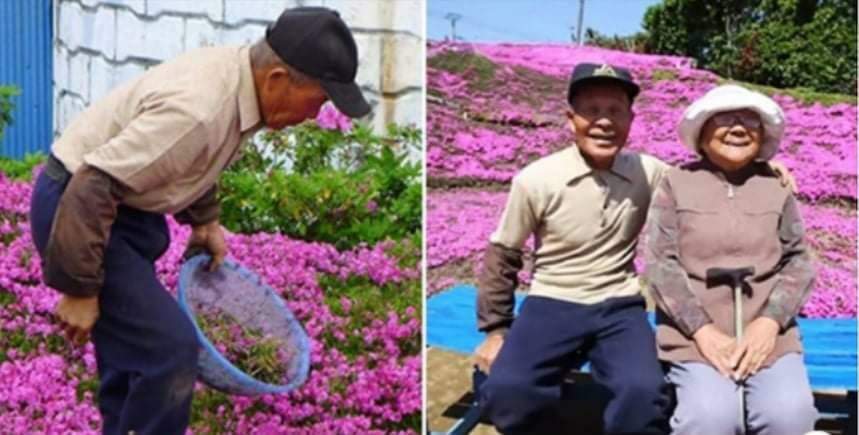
[644,84,818,435]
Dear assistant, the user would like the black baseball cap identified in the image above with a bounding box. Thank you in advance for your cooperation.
[567,63,640,106]
[266,7,371,118]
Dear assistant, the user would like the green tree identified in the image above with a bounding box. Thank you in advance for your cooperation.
[643,0,857,94]
[584,28,649,53]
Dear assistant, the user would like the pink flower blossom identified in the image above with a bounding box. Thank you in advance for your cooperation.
[315,103,353,133]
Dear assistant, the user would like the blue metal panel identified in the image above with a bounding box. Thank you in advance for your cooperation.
[0,0,53,159]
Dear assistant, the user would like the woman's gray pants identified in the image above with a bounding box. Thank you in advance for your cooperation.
[666,352,817,435]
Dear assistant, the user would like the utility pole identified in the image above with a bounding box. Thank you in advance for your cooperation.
[576,0,585,46]
[444,13,462,41]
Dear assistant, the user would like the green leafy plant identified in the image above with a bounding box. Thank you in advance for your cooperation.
[219,122,422,249]
[0,85,19,145]
[643,0,857,95]
[0,153,46,181]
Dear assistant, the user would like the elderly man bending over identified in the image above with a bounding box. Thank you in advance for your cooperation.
[30,7,370,434]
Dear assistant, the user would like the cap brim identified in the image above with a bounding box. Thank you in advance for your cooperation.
[320,80,371,118]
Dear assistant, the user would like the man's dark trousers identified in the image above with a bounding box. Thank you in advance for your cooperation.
[479,295,669,435]
[30,160,199,435]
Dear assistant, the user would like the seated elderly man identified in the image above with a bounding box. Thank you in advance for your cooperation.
[475,63,670,435]
[644,84,817,435]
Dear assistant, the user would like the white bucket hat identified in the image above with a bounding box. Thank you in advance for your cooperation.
[678,84,785,161]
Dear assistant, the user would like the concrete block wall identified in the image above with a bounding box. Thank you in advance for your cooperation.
[53,0,424,137]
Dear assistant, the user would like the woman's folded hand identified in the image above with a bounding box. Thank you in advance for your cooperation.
[692,323,737,378]
[730,317,779,381]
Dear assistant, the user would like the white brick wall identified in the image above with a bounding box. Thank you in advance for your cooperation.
[223,0,302,25]
[53,45,70,97]
[84,0,145,14]
[89,56,114,101]
[184,17,219,48]
[87,6,116,59]
[58,2,84,51]
[354,33,382,92]
[147,0,223,19]
[53,0,424,137]
[381,33,422,94]
[68,53,90,101]
[116,11,185,61]
[89,56,145,102]
[57,94,87,133]
[220,23,269,46]
[391,92,423,128]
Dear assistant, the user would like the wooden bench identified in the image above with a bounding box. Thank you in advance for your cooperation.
[428,285,857,435]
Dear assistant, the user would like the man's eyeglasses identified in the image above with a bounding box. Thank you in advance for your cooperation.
[711,112,762,129]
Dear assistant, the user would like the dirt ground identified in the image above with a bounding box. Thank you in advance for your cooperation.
[426,347,500,435]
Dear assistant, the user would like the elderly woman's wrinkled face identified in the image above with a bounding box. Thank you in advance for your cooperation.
[699,109,763,172]
[567,84,634,169]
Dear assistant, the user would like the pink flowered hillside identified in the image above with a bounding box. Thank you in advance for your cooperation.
[0,174,420,429]
[427,41,857,319]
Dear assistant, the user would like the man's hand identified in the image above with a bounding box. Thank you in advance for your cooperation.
[692,323,736,378]
[56,295,99,345]
[730,317,779,381]
[473,333,505,373]
[184,219,227,271]
[767,160,798,194]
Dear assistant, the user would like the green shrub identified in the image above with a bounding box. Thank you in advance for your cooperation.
[0,85,20,145]
[0,153,45,181]
[219,122,422,249]
[643,0,857,95]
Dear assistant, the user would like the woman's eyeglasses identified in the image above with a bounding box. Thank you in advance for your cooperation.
[711,112,762,128]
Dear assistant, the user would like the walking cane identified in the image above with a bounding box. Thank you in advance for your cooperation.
[706,266,755,429]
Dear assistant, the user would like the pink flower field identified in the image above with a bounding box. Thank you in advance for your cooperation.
[427,41,857,319]
[0,170,421,433]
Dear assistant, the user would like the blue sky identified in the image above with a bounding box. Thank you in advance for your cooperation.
[427,0,661,43]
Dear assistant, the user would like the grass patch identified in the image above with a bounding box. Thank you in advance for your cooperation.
[75,377,100,403]
[510,65,566,108]
[383,411,422,433]
[0,330,66,362]
[428,50,498,92]
[652,69,678,82]
[718,79,857,106]
[427,88,446,99]
[320,274,420,360]
[0,291,16,307]
[385,232,421,271]
[190,387,235,434]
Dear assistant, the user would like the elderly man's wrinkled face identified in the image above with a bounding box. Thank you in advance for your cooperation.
[699,109,763,172]
[567,84,634,169]
[257,66,329,130]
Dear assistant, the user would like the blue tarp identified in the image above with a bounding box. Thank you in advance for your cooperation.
[428,284,857,391]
